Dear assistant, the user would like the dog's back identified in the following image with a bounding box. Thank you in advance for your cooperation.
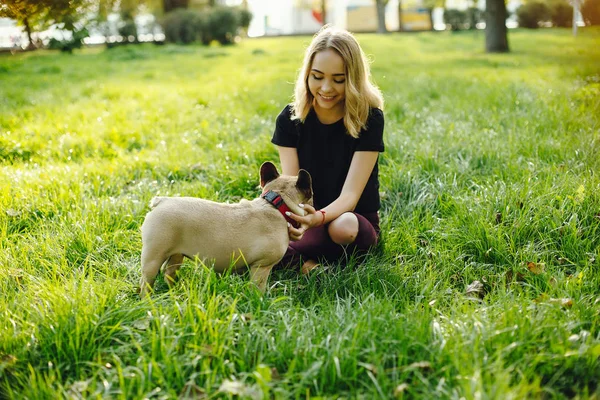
[139,162,312,296]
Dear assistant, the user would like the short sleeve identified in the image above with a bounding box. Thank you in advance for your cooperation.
[271,105,298,148]
[356,108,384,152]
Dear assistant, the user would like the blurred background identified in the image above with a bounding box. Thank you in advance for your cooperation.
[0,0,594,51]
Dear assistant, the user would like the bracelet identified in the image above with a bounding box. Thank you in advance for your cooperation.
[318,210,326,226]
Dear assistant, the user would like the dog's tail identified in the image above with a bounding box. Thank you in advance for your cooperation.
[149,197,164,209]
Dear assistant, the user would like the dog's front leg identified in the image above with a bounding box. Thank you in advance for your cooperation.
[249,264,275,292]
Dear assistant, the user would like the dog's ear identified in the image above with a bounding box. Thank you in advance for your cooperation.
[296,169,313,200]
[260,162,280,188]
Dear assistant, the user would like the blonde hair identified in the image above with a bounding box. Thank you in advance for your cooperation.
[291,25,384,139]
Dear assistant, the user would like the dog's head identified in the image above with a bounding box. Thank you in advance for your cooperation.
[260,161,313,215]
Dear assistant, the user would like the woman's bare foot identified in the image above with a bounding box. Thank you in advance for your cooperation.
[301,259,320,275]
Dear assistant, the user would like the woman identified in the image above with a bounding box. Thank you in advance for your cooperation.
[272,25,385,274]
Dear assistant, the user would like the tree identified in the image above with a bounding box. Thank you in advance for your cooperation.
[0,0,43,48]
[485,0,509,52]
[163,0,189,13]
[375,0,388,33]
[397,0,403,31]
[581,0,600,25]
[0,0,94,49]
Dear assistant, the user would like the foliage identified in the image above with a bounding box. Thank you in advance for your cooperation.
[161,9,204,44]
[0,28,599,398]
[161,6,251,45]
[206,6,239,45]
[516,1,551,28]
[118,19,139,41]
[443,7,483,31]
[548,0,573,27]
[581,0,600,25]
[466,7,483,29]
[162,0,190,13]
[0,0,97,49]
[444,9,468,30]
[47,27,89,53]
[238,8,252,29]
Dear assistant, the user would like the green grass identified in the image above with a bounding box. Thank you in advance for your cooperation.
[1,27,599,398]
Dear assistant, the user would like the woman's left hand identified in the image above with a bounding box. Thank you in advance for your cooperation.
[285,204,320,241]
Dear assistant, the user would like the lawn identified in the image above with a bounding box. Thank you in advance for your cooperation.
[1,28,599,399]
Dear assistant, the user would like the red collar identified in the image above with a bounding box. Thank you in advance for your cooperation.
[261,190,300,228]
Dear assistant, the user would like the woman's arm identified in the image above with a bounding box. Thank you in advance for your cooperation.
[320,150,379,221]
[277,146,300,176]
[286,151,379,237]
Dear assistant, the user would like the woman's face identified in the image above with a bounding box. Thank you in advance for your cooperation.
[308,48,346,116]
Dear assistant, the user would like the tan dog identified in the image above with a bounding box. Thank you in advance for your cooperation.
[139,162,312,297]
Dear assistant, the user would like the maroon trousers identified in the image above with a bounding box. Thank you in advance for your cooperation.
[278,212,380,267]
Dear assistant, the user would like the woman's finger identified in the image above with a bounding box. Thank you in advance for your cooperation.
[300,203,316,214]
[288,224,305,241]
[285,211,307,223]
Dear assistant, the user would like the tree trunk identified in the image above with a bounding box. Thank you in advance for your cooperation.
[163,0,189,13]
[376,0,387,33]
[428,8,434,30]
[485,0,509,52]
[322,0,327,25]
[23,16,35,50]
[398,1,403,31]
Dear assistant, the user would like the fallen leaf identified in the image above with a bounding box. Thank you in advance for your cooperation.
[358,362,378,375]
[218,380,245,396]
[548,298,573,308]
[527,262,545,275]
[232,313,253,323]
[568,334,580,343]
[241,313,253,322]
[495,212,502,224]
[466,280,485,299]
[407,361,432,371]
[534,294,549,303]
[270,367,281,380]
[179,382,206,399]
[394,383,409,397]
[6,209,20,217]
[69,380,89,394]
[132,319,150,330]
[0,354,17,371]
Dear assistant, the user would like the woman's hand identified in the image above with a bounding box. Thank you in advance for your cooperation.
[285,204,321,241]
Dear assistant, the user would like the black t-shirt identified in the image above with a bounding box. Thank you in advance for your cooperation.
[271,105,384,213]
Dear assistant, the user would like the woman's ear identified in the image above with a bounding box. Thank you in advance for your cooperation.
[296,169,313,200]
[260,162,280,188]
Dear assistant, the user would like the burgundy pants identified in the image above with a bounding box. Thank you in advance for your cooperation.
[278,212,380,268]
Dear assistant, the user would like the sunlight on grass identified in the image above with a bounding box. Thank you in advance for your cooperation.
[1,28,599,398]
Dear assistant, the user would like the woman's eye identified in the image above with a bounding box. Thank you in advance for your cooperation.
[312,75,323,80]
[334,80,345,84]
